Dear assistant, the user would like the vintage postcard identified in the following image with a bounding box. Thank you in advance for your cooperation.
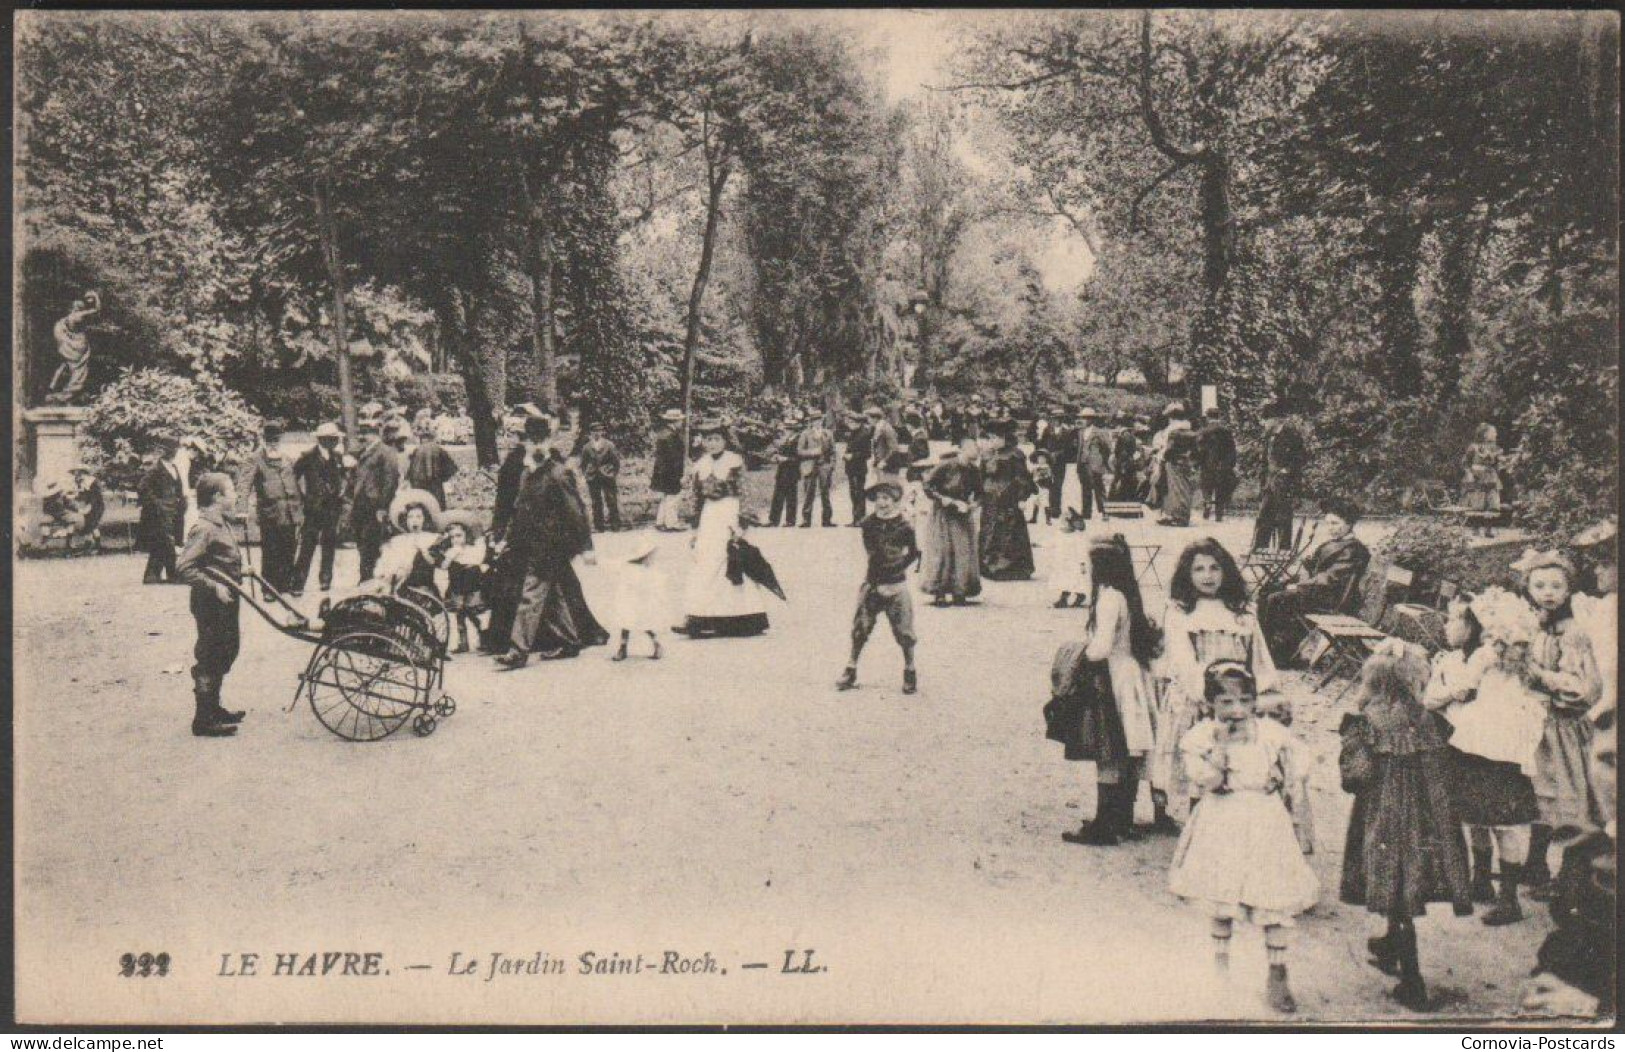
[11,8,1619,1027]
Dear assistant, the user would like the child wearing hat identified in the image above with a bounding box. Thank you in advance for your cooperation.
[838,481,921,695]
[609,537,668,661]
[438,510,489,654]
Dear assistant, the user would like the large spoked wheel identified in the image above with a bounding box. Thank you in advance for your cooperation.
[304,630,426,742]
[397,586,452,650]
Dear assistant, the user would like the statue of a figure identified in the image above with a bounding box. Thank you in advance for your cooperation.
[45,291,101,405]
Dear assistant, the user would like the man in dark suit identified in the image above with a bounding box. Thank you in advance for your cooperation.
[239,422,304,594]
[496,416,607,668]
[349,418,409,582]
[578,422,622,531]
[1253,402,1309,550]
[1075,408,1112,520]
[843,412,872,525]
[1036,409,1072,521]
[1258,498,1371,665]
[137,437,187,584]
[1197,405,1239,522]
[768,411,802,527]
[405,417,459,509]
[650,409,687,532]
[291,421,347,595]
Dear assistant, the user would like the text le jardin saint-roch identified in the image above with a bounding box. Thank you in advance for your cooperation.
[218,949,826,982]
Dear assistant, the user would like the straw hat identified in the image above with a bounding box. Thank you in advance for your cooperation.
[389,488,442,531]
[314,421,342,440]
[1572,519,1617,548]
[660,409,685,424]
[437,508,484,537]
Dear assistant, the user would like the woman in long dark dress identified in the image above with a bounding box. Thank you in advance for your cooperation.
[921,450,981,606]
[978,426,1037,581]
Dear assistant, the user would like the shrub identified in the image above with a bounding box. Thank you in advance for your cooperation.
[386,373,468,416]
[1378,517,1475,583]
[80,368,262,490]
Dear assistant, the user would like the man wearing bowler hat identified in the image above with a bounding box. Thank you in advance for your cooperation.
[292,421,347,594]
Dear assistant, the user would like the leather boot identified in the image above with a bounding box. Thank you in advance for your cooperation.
[1062,784,1122,846]
[1117,777,1142,840]
[192,678,236,738]
[1481,862,1523,926]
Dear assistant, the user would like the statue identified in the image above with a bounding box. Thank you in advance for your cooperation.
[45,291,101,405]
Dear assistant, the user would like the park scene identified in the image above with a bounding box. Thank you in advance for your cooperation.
[11,10,1619,1026]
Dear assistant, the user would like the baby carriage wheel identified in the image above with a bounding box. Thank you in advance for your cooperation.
[412,713,438,737]
[434,696,457,718]
[304,629,425,742]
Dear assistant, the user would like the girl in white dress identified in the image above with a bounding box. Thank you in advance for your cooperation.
[1154,539,1281,828]
[679,422,769,638]
[1169,662,1317,1014]
[1422,594,1544,925]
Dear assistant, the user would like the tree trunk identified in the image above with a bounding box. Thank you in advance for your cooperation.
[440,289,502,467]
[519,171,560,414]
[1431,214,1479,404]
[680,151,730,455]
[1184,155,1237,392]
[313,176,356,439]
[1372,215,1426,394]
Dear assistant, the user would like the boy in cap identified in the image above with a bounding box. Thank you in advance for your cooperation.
[174,473,248,738]
[837,480,921,695]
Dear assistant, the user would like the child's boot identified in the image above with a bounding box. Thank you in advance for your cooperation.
[836,667,858,691]
[191,675,236,738]
[1062,784,1122,846]
[1265,965,1297,1014]
[454,624,470,654]
[1053,594,1070,609]
[612,632,629,662]
[1390,924,1430,1011]
[1481,862,1523,926]
[649,633,663,661]
[1470,846,1496,903]
[902,669,917,695]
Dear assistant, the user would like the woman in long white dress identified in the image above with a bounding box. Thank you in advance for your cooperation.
[678,421,769,638]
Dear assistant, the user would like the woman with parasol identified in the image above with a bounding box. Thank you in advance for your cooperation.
[677,419,772,638]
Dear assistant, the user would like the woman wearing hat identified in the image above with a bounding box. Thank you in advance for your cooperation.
[1155,402,1198,527]
[679,419,770,637]
[369,488,443,596]
[921,448,982,606]
[979,422,1037,581]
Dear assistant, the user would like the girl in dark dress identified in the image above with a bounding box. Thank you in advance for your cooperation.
[1340,640,1473,1012]
[978,427,1037,581]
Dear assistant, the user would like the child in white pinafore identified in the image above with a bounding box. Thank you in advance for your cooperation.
[609,538,667,661]
[1050,510,1091,609]
[1169,661,1318,1014]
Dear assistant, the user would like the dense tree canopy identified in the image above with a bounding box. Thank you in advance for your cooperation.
[15,11,1617,528]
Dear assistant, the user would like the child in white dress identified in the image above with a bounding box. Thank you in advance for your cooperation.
[610,537,667,660]
[1422,594,1544,924]
[1169,661,1317,1014]
[1051,510,1091,608]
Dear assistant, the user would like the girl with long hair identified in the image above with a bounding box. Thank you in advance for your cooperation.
[1062,536,1162,846]
[1153,539,1281,830]
[1340,641,1472,1012]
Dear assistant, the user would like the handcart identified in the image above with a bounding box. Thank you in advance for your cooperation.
[203,567,457,741]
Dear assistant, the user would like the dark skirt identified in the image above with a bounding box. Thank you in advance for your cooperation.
[1447,748,1539,827]
[979,503,1035,580]
[1340,751,1473,918]
[1046,659,1127,766]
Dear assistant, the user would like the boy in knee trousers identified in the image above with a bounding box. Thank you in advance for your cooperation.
[175,473,247,738]
[838,482,921,694]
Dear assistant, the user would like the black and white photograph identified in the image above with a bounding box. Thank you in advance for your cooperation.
[9,7,1620,1028]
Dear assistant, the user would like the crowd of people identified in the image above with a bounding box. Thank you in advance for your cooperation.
[130,390,1615,1018]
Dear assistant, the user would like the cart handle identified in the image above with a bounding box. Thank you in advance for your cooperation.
[203,567,321,640]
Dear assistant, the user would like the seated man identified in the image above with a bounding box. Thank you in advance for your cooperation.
[1257,497,1371,666]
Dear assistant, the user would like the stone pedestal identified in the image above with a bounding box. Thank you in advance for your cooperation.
[22,406,91,488]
